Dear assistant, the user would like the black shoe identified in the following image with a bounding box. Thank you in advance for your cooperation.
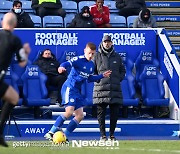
[100,136,107,141]
[109,135,116,141]
[0,136,8,147]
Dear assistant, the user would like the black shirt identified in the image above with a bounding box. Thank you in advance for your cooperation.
[0,30,25,72]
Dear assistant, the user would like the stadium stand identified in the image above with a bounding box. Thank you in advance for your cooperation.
[0,1,12,13]
[78,1,95,13]
[64,13,76,28]
[21,1,34,14]
[61,1,78,14]
[127,15,138,28]
[21,65,50,106]
[110,14,126,27]
[30,14,42,28]
[139,65,169,117]
[104,1,119,13]
[146,1,180,56]
[43,16,64,28]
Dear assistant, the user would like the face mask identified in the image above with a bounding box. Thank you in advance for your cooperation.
[14,8,21,14]
[82,13,90,17]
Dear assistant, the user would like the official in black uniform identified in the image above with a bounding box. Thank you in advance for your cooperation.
[0,12,30,147]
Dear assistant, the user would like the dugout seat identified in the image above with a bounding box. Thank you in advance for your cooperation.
[58,50,78,74]
[139,65,169,107]
[4,67,23,106]
[121,74,139,107]
[118,51,134,75]
[135,50,159,87]
[11,56,32,87]
[21,65,50,106]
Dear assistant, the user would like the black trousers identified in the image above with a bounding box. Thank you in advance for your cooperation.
[36,7,66,18]
[46,74,66,100]
[97,103,120,137]
[119,8,141,17]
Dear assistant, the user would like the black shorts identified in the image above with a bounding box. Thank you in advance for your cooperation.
[0,79,9,98]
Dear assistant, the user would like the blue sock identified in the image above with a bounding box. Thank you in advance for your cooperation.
[64,118,79,137]
[50,115,66,133]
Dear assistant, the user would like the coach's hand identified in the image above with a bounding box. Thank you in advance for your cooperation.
[103,70,112,78]
[58,67,66,74]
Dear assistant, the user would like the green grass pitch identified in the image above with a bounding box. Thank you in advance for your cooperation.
[1,140,180,154]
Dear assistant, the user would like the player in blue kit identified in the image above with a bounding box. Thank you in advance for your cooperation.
[44,42,111,140]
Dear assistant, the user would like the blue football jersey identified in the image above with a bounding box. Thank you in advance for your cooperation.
[61,55,103,90]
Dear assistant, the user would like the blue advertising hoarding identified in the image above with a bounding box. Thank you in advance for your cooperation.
[13,28,157,62]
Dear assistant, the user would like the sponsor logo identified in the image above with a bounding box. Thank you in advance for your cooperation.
[103,33,145,46]
[35,33,78,46]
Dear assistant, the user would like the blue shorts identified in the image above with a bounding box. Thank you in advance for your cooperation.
[61,85,84,110]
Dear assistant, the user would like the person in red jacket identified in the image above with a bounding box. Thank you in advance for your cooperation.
[90,0,111,28]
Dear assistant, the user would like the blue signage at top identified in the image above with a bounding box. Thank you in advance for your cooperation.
[146,2,180,7]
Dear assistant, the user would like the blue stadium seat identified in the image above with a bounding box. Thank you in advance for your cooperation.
[21,65,50,106]
[127,15,138,28]
[58,50,78,63]
[118,51,134,75]
[43,16,64,28]
[118,51,139,106]
[121,74,139,107]
[11,56,32,87]
[64,13,76,28]
[78,1,95,13]
[104,1,118,13]
[139,65,169,107]
[135,50,159,87]
[4,67,23,105]
[58,50,78,74]
[0,13,4,28]
[61,1,78,14]
[82,81,94,106]
[110,14,126,28]
[22,1,34,13]
[0,1,12,13]
[30,14,42,28]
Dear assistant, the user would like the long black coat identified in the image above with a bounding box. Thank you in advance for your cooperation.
[93,44,126,105]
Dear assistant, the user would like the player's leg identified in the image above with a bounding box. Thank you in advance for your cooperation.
[0,85,19,147]
[97,104,108,141]
[44,106,74,140]
[109,103,120,140]
[64,107,84,137]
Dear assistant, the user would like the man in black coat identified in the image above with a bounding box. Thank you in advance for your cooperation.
[11,0,34,28]
[31,0,66,18]
[34,49,66,103]
[93,35,126,141]
[116,0,146,17]
[68,6,96,28]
